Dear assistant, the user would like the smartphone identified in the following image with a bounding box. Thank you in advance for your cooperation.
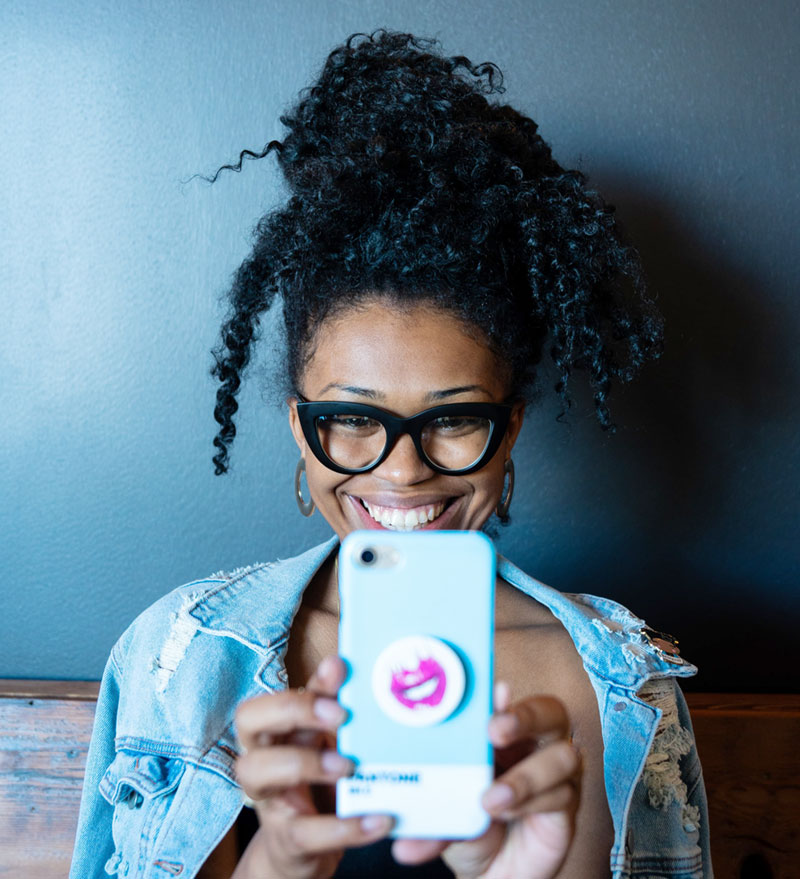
[336,530,495,839]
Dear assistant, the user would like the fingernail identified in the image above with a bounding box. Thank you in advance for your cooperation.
[321,750,352,774]
[495,680,511,710]
[361,814,393,834]
[482,782,514,810]
[313,697,345,724]
[491,711,519,742]
[318,655,338,678]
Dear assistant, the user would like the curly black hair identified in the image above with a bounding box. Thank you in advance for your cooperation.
[210,29,662,475]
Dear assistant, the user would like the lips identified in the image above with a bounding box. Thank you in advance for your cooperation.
[390,656,447,708]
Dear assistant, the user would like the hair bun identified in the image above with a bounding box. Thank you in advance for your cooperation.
[278,30,552,202]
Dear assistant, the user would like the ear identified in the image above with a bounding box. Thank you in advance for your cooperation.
[287,397,307,454]
[503,401,525,456]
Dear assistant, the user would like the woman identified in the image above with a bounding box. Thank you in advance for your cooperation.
[71,30,711,879]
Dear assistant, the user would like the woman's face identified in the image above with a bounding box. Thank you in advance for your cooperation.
[288,299,524,540]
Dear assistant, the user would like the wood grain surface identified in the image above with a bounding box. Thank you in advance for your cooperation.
[0,693,96,878]
[1,683,798,878]
[0,680,100,701]
[688,692,800,878]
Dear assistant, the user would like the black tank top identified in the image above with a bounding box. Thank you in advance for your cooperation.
[333,839,455,877]
[236,808,455,877]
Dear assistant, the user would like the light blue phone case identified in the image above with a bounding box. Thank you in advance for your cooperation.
[336,530,495,838]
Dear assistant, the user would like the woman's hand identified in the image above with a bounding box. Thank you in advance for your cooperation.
[392,684,581,879]
[233,656,393,879]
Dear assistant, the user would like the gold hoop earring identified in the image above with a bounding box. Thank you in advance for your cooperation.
[294,458,315,517]
[495,458,514,521]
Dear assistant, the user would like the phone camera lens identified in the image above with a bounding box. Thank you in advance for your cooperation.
[360,549,376,565]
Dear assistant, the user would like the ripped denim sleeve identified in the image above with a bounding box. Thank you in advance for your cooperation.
[637,678,701,832]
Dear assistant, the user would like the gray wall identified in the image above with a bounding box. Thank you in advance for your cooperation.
[2,0,798,690]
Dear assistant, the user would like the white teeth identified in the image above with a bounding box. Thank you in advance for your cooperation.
[403,677,438,700]
[362,500,446,531]
[404,510,419,528]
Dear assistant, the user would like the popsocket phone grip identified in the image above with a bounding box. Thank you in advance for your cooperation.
[371,635,466,727]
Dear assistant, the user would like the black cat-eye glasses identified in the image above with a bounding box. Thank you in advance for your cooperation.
[295,399,513,475]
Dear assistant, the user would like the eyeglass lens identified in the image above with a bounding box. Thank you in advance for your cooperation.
[314,413,493,471]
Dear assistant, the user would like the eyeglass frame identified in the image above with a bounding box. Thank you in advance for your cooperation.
[294,398,514,476]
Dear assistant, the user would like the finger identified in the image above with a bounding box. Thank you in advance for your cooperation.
[252,785,316,820]
[391,838,449,865]
[482,740,580,818]
[494,679,512,712]
[489,694,569,749]
[235,689,348,751]
[305,654,347,696]
[489,781,578,818]
[526,809,575,847]
[237,746,355,799]
[288,655,348,747]
[276,812,395,856]
[523,781,578,815]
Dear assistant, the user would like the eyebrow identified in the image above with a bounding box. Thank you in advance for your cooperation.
[317,383,381,398]
[426,385,492,400]
[315,383,492,401]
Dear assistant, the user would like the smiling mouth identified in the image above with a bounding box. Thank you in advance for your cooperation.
[390,657,447,708]
[360,499,449,530]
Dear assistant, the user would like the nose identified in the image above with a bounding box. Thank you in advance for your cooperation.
[371,432,433,484]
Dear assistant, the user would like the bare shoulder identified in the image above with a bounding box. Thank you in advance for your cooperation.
[494,580,595,716]
[495,580,614,877]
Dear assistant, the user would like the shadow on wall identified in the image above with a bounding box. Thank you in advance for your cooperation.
[598,184,799,692]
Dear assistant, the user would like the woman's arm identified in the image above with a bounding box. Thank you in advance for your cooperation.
[550,674,613,878]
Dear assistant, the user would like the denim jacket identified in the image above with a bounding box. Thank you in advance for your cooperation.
[70,538,712,879]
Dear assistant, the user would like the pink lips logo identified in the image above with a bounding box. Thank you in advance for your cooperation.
[373,636,465,726]
[390,656,447,709]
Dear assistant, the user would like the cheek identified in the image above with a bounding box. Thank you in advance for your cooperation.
[470,466,506,507]
[304,459,345,504]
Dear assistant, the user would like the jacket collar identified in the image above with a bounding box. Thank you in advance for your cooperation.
[187,536,695,690]
[187,537,338,654]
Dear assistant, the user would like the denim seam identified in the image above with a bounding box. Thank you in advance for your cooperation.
[146,763,193,879]
[188,564,274,607]
[612,688,661,874]
[113,738,239,785]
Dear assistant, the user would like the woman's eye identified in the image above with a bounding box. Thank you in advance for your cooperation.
[319,415,379,431]
[431,416,483,433]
